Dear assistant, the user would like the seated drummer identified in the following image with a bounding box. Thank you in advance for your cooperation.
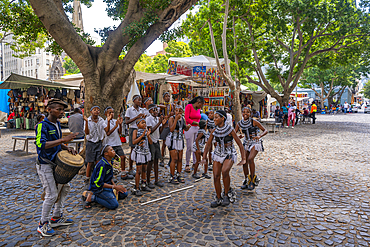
[35,98,78,237]
[82,145,128,209]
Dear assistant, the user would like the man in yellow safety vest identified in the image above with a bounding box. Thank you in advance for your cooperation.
[310,102,317,124]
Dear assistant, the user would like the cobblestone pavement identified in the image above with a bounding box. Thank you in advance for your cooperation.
[0,113,369,247]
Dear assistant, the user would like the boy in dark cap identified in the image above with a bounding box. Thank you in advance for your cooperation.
[35,98,78,237]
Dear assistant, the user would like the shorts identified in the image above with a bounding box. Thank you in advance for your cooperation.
[149,142,162,160]
[284,114,288,119]
[129,128,137,148]
[112,145,125,157]
[160,127,170,140]
[86,141,102,163]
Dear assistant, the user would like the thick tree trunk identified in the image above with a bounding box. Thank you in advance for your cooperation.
[232,87,242,123]
[83,67,135,118]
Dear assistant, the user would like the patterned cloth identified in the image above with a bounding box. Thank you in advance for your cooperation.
[192,129,209,153]
[212,124,237,163]
[238,118,263,152]
[131,128,152,163]
[165,117,186,151]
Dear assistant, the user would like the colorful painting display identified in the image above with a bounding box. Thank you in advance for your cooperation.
[176,64,192,76]
[167,61,177,75]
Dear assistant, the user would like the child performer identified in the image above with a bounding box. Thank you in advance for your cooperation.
[158,92,175,167]
[192,120,211,179]
[206,110,215,171]
[146,104,167,188]
[131,118,153,196]
[83,106,106,188]
[83,145,128,209]
[166,105,191,184]
[235,107,267,190]
[103,107,128,180]
[125,95,145,177]
[201,110,246,208]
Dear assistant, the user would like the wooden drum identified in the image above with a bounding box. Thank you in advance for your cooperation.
[55,150,84,184]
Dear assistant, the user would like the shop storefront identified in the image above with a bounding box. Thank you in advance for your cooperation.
[0,73,80,129]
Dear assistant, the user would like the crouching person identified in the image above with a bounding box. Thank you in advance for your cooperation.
[82,145,128,209]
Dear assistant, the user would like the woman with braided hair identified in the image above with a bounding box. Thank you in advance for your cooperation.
[201,110,246,208]
[235,107,267,191]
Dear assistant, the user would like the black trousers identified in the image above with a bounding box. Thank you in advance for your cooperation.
[309,112,316,124]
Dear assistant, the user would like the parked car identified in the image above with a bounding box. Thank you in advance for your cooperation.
[364,105,370,113]
[351,104,359,113]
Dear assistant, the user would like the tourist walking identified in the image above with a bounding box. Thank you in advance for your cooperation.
[184,96,204,172]
[287,102,296,128]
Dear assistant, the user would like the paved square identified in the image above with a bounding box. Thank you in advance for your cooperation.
[0,113,369,246]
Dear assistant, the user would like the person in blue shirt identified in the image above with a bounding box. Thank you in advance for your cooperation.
[35,98,78,237]
[82,145,128,209]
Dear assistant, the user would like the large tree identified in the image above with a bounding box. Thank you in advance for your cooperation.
[23,0,197,114]
[183,0,370,106]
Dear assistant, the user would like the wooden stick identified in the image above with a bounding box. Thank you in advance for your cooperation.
[194,177,205,182]
[169,185,194,194]
[140,195,171,206]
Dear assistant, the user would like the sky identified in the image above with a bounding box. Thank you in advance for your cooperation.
[80,0,163,56]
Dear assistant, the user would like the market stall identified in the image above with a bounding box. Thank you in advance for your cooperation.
[167,55,231,112]
[0,73,80,129]
[240,89,268,118]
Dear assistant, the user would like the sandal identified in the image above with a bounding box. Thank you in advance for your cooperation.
[185,165,191,173]
[82,191,92,209]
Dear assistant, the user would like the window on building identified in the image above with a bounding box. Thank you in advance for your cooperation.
[35,69,38,79]
[36,59,40,65]
[46,59,50,65]
[31,70,33,76]
[46,52,49,56]
[31,60,33,66]
[46,69,49,76]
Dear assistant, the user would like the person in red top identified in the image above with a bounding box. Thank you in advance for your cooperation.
[7,112,15,122]
[184,96,205,172]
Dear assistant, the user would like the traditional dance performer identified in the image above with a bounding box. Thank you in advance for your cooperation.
[206,110,215,171]
[131,118,153,196]
[201,110,246,208]
[166,105,191,184]
[235,107,267,190]
[192,120,211,179]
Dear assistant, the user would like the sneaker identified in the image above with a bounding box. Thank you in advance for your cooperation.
[154,181,164,187]
[147,183,155,189]
[37,221,55,237]
[208,163,213,171]
[291,126,294,129]
[241,176,250,189]
[159,159,165,167]
[50,214,73,227]
[192,173,200,179]
[120,172,134,180]
[141,182,152,192]
[169,176,179,184]
[210,198,223,208]
[128,170,136,176]
[202,173,211,179]
[221,195,230,206]
[177,174,185,183]
[132,188,143,196]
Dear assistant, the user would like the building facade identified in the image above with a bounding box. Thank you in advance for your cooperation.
[20,47,54,80]
[0,35,23,81]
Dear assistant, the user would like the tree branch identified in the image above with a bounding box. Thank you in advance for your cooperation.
[29,0,92,74]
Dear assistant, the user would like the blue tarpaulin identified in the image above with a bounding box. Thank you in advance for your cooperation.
[0,87,10,114]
